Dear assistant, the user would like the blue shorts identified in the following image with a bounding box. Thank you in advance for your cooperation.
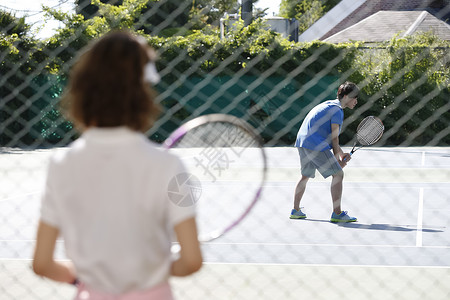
[297,147,342,179]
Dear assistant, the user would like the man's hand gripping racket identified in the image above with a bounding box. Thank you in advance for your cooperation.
[163,114,267,252]
[345,116,384,161]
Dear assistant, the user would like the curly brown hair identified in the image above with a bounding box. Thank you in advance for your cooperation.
[62,30,161,132]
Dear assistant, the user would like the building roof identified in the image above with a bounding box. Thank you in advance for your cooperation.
[324,10,450,43]
[299,0,450,42]
[298,0,365,42]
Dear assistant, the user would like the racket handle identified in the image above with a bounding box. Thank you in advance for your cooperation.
[343,151,353,162]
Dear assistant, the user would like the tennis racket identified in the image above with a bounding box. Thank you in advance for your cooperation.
[347,116,384,158]
[163,114,267,248]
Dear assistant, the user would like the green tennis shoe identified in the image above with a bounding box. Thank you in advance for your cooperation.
[290,209,306,219]
[331,211,357,223]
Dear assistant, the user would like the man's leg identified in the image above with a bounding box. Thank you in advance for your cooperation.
[294,175,309,211]
[331,171,344,214]
[330,170,356,222]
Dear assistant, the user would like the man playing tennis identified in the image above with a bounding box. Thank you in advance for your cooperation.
[291,81,359,222]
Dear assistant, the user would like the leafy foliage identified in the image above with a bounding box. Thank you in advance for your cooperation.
[279,0,340,33]
[346,32,450,146]
[0,2,449,146]
[189,0,239,29]
[0,10,30,37]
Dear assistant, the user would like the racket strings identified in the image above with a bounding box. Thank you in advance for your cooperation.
[167,117,266,242]
[176,123,255,148]
[356,117,384,146]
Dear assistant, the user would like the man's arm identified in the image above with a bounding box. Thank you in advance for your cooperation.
[331,123,350,167]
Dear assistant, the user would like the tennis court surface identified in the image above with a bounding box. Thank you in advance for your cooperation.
[1,146,449,299]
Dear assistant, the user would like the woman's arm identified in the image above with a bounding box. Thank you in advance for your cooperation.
[32,221,77,283]
[170,217,202,276]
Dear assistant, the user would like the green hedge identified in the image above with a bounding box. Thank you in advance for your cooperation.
[1,9,449,147]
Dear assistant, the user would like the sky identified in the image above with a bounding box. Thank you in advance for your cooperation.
[256,0,282,17]
[0,0,282,38]
[1,0,75,38]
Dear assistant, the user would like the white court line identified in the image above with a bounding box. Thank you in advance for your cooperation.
[1,258,450,267]
[206,242,450,249]
[2,240,449,249]
[0,191,40,202]
[421,151,426,166]
[3,258,449,269]
[416,187,424,247]
[262,182,450,187]
[203,262,450,269]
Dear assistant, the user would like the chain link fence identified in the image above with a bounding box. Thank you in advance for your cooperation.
[1,0,450,299]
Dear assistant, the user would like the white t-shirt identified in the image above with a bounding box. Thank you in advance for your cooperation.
[40,127,195,294]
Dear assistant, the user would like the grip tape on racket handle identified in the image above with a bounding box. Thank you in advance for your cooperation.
[343,151,353,162]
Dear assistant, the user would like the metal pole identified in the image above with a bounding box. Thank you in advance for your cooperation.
[241,0,253,26]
